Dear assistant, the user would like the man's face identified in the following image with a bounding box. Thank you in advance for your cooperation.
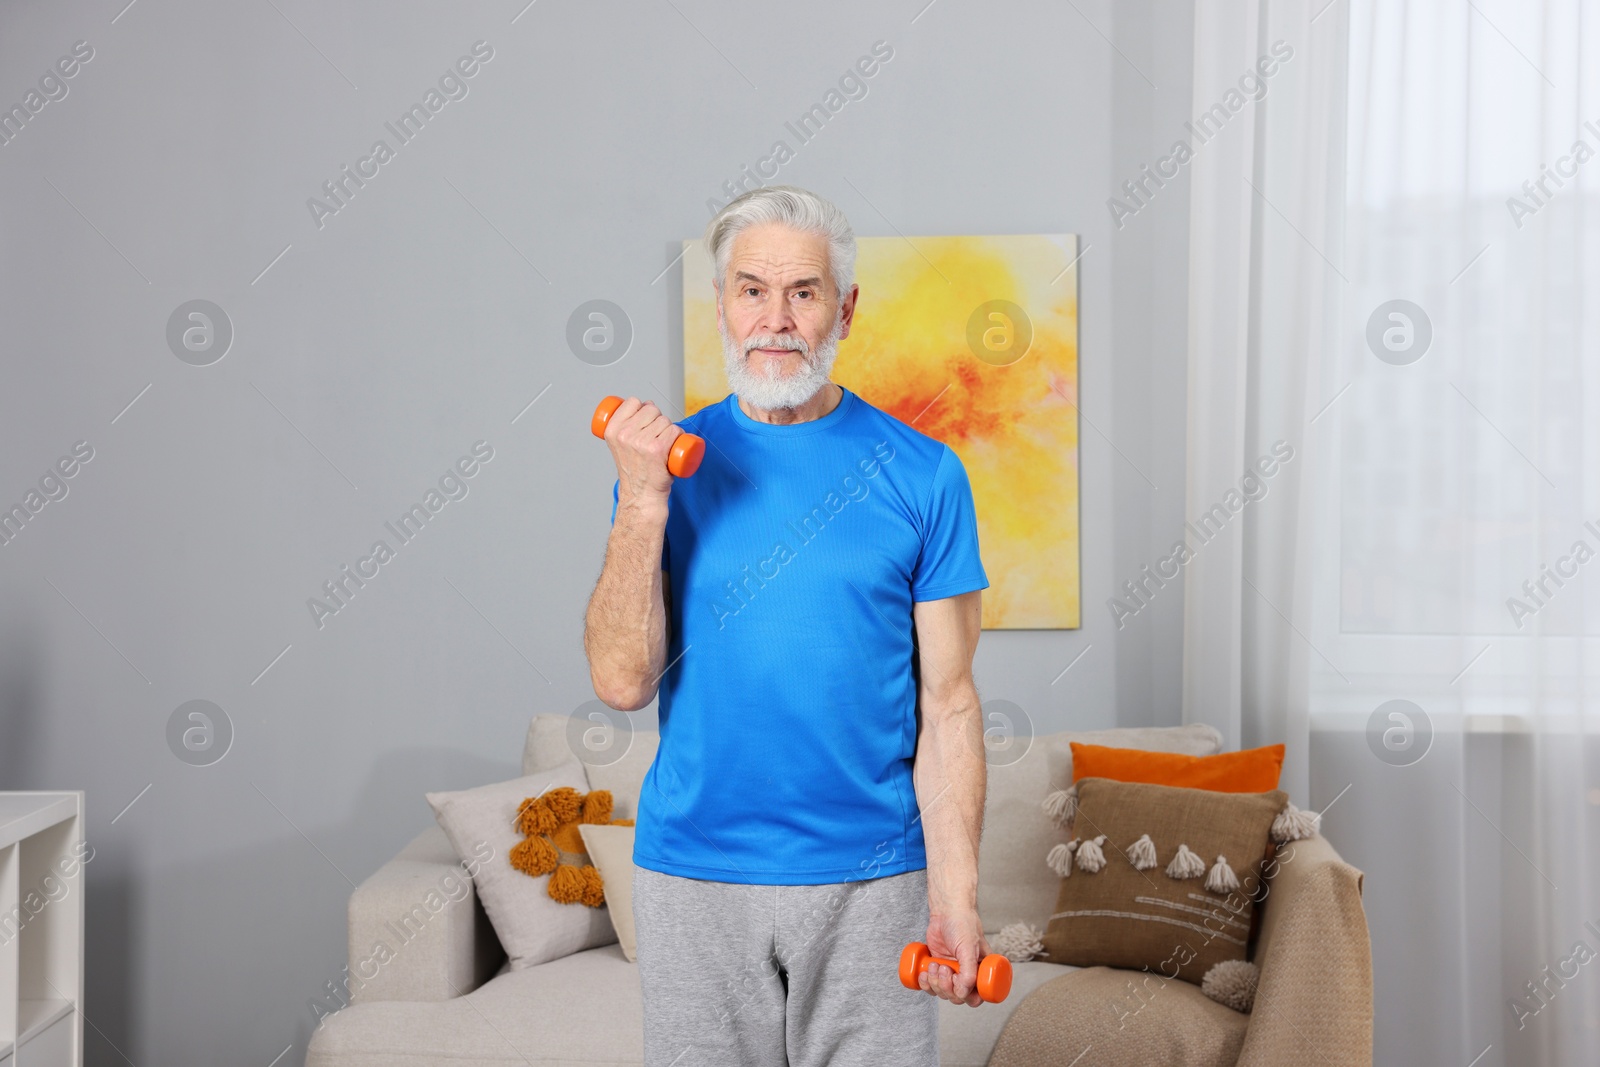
[716,222,857,410]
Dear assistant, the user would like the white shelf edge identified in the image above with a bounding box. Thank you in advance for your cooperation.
[0,794,80,852]
[17,998,74,1044]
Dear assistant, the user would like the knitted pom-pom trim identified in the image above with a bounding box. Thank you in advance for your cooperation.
[548,863,584,904]
[516,795,558,837]
[994,921,1046,963]
[579,864,605,907]
[581,790,615,825]
[543,787,582,825]
[546,863,606,907]
[510,835,558,877]
[1201,959,1259,1012]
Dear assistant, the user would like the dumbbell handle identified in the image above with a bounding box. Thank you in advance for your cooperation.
[591,395,705,479]
[898,942,1013,1004]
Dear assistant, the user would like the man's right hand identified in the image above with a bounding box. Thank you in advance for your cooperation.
[604,396,683,507]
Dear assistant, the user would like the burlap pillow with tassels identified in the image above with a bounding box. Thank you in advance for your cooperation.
[1027,777,1320,996]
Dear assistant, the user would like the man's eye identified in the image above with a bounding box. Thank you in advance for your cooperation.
[795,290,811,300]
[744,287,760,297]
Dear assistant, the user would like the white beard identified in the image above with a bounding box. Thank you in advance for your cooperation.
[720,313,842,413]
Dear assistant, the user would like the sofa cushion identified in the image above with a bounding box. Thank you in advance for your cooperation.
[306,941,1076,1067]
[579,824,638,961]
[307,944,645,1067]
[1070,740,1285,791]
[1038,723,1223,793]
[1038,779,1286,985]
[987,965,1250,1067]
[980,723,1222,934]
[426,762,616,970]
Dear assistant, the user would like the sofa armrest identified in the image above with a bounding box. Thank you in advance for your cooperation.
[346,825,507,1004]
[1236,833,1372,1067]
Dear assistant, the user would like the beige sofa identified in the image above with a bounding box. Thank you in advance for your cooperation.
[306,715,1371,1066]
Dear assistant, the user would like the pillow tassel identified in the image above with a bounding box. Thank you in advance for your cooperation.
[1075,834,1108,873]
[1166,843,1206,879]
[516,795,557,837]
[547,863,587,904]
[581,790,615,825]
[1046,840,1080,877]
[1270,800,1322,842]
[994,921,1046,963]
[578,864,606,907]
[510,835,558,877]
[1041,786,1078,829]
[1204,854,1240,894]
[543,787,583,825]
[1127,833,1158,871]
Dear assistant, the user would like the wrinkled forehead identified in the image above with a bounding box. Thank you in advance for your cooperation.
[724,223,833,290]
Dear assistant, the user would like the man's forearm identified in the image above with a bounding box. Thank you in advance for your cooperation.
[584,498,670,711]
[914,689,985,913]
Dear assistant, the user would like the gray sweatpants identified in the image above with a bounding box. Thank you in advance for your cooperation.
[632,864,940,1066]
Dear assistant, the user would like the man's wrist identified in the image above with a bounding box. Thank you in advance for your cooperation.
[927,872,978,914]
[616,493,669,525]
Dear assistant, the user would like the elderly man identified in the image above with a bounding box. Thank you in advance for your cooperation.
[584,185,990,1067]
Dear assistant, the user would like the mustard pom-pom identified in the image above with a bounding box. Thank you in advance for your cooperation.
[581,790,615,824]
[548,863,586,903]
[510,835,558,877]
[516,796,557,837]
[545,787,582,824]
[579,864,606,907]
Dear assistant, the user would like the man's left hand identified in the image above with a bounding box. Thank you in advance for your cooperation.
[918,908,989,1007]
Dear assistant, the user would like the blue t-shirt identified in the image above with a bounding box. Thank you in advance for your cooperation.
[607,385,988,885]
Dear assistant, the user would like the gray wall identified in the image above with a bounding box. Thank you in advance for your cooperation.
[0,0,1194,1062]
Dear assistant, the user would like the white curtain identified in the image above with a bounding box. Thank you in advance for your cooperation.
[1187,0,1600,1064]
[1182,0,1348,808]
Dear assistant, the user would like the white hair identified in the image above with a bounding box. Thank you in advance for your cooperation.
[704,185,856,299]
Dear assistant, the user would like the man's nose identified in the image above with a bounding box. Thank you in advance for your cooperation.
[757,301,798,335]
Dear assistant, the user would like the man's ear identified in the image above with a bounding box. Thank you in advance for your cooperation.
[837,283,859,341]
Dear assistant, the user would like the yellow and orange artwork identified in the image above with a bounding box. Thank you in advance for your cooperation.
[682,233,1081,630]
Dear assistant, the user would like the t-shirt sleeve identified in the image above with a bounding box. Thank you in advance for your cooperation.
[910,445,988,602]
[611,478,669,570]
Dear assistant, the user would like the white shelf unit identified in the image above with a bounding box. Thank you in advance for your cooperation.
[0,793,85,1067]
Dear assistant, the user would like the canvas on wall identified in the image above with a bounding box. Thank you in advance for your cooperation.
[682,233,1081,630]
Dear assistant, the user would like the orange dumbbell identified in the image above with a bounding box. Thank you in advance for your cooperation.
[591,395,705,479]
[898,943,1013,1004]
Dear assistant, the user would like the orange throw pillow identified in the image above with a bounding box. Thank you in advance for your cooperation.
[1069,741,1285,793]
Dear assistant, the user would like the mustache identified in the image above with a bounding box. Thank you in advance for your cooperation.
[742,335,810,358]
